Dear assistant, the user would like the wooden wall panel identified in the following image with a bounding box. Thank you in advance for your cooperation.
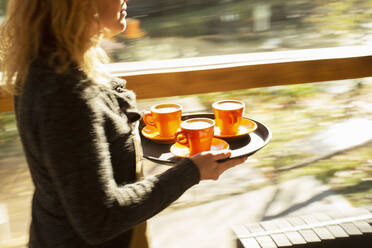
[124,56,372,99]
[1,53,372,113]
[0,97,13,113]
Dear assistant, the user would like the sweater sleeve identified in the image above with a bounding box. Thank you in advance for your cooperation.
[38,85,200,245]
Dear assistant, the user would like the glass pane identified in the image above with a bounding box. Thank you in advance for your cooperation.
[2,77,371,247]
[0,0,6,17]
[103,0,372,62]
[1,0,371,62]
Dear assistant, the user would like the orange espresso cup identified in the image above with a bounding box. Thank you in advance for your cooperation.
[175,118,215,156]
[212,100,245,135]
[143,103,182,138]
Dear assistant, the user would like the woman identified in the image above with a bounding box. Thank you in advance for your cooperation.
[0,0,248,247]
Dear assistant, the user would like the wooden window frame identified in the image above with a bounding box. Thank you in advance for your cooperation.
[1,46,372,113]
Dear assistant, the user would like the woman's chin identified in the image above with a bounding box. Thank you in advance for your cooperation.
[116,21,127,35]
[105,23,126,38]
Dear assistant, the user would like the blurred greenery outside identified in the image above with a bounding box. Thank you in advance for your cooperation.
[108,0,372,62]
[0,0,371,61]
[0,0,372,207]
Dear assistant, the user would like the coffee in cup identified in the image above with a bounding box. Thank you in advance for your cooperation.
[212,100,245,135]
[175,118,215,156]
[143,103,182,138]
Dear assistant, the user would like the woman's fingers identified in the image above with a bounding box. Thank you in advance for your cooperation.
[201,150,232,161]
[218,156,248,174]
[191,151,248,181]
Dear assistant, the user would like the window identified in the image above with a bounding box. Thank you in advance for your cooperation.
[1,0,370,63]
[0,1,372,247]
[1,77,372,247]
[101,0,372,62]
[0,0,6,25]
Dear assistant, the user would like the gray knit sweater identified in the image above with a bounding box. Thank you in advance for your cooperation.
[14,60,200,248]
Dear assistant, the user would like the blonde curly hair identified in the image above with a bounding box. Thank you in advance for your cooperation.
[0,0,109,94]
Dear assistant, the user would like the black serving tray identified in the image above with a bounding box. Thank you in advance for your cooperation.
[139,113,271,165]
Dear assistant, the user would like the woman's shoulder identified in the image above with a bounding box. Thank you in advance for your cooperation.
[26,59,93,96]
[29,58,83,82]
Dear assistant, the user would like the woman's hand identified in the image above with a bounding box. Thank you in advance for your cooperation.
[190,150,248,180]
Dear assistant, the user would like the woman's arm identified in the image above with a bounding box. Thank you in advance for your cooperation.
[39,84,200,245]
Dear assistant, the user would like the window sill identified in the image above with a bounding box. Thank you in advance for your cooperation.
[1,46,372,113]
